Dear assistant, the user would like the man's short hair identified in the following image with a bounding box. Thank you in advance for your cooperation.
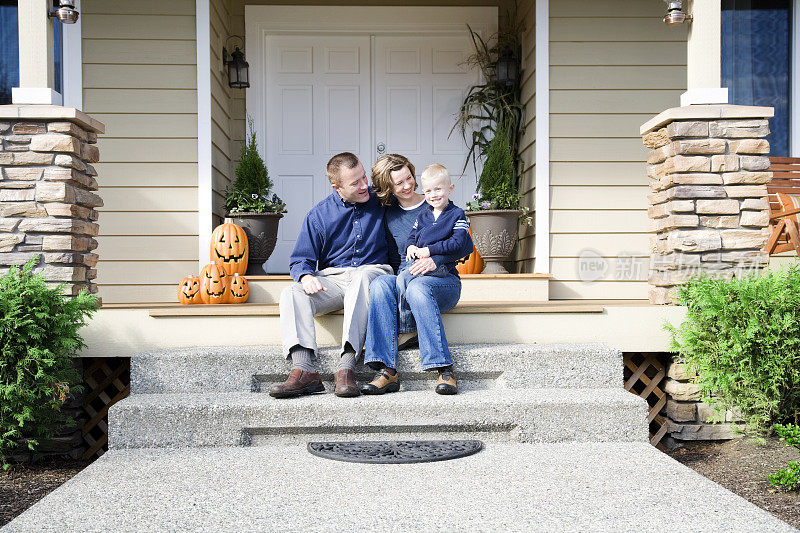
[326,152,361,185]
[420,163,451,185]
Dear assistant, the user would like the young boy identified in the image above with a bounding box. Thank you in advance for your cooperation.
[398,163,472,394]
[403,163,472,275]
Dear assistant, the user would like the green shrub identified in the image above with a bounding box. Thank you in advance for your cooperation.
[665,266,800,435]
[224,117,285,215]
[0,257,97,468]
[769,424,800,491]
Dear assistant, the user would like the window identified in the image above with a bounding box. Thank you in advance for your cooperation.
[722,0,792,157]
[0,0,63,105]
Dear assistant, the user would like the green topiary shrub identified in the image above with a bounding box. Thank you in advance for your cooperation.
[665,266,800,435]
[224,116,285,215]
[769,423,800,491]
[0,256,98,469]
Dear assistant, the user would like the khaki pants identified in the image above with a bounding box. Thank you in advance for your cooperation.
[279,264,393,358]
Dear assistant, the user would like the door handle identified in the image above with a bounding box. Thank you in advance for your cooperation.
[376,142,386,154]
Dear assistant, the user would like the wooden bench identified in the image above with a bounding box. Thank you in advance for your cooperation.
[764,157,800,256]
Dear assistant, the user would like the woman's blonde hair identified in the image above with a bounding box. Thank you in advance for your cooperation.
[371,154,416,207]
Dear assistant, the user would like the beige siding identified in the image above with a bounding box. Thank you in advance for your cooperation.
[514,0,535,273]
[210,0,235,225]
[82,0,198,304]
[548,0,688,299]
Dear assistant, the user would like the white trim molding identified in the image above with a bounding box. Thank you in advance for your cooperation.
[61,0,82,110]
[680,87,729,106]
[11,87,62,105]
[533,0,550,274]
[196,0,213,272]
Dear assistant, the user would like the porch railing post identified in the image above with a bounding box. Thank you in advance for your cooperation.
[640,105,774,305]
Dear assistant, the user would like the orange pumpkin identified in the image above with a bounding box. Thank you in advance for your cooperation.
[456,228,484,275]
[228,273,250,304]
[210,222,249,276]
[177,275,201,304]
[199,262,229,304]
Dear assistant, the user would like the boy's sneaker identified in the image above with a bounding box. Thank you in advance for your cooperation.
[435,369,458,395]
[361,368,400,395]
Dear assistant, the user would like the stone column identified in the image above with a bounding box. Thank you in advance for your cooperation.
[663,359,741,441]
[640,105,774,305]
[0,105,105,296]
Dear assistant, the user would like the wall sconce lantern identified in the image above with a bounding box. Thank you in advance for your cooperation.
[223,37,249,89]
[663,0,692,25]
[495,46,520,87]
[49,0,79,24]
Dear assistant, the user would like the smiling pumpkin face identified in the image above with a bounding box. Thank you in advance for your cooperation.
[199,262,229,304]
[177,275,201,304]
[228,273,249,304]
[210,222,249,276]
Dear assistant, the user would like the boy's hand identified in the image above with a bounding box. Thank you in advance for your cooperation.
[406,245,419,262]
[409,257,437,275]
[417,247,430,258]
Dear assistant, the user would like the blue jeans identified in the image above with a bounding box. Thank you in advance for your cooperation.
[364,271,461,371]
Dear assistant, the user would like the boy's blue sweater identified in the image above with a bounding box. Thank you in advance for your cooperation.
[405,201,473,271]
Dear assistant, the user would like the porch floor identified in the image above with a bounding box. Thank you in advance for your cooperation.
[5,442,793,532]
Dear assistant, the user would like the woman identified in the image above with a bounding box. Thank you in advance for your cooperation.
[361,154,473,395]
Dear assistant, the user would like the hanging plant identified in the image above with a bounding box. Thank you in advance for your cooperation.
[453,19,525,186]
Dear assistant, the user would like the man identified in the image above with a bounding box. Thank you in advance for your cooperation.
[270,152,393,399]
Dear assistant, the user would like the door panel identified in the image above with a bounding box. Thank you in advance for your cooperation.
[263,35,371,273]
[374,35,479,211]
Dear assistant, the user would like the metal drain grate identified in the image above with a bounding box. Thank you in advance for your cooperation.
[307,440,484,464]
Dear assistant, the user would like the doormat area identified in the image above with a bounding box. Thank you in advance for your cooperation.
[307,440,484,464]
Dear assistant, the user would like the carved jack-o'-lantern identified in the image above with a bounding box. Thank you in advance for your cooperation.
[177,275,201,304]
[210,222,249,276]
[228,273,249,304]
[199,262,229,304]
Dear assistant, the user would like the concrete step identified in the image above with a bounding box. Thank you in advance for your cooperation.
[130,343,624,394]
[108,388,648,449]
[7,443,795,533]
[243,273,551,303]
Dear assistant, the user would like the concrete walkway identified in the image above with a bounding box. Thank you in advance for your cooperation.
[4,442,796,532]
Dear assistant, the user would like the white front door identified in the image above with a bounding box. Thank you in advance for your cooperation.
[250,8,494,273]
[262,35,372,273]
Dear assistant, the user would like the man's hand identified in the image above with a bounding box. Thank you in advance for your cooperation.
[408,257,437,276]
[300,274,327,295]
[416,247,430,258]
[406,245,420,263]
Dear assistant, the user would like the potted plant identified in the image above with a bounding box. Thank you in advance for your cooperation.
[466,130,528,274]
[225,118,286,275]
[455,24,529,274]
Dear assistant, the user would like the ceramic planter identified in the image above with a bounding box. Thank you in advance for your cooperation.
[466,210,521,274]
[225,212,283,275]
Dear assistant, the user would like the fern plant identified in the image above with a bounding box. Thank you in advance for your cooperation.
[453,20,525,196]
[769,424,800,491]
[666,266,800,435]
[0,256,97,469]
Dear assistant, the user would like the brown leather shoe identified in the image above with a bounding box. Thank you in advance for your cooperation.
[333,369,360,397]
[269,369,325,398]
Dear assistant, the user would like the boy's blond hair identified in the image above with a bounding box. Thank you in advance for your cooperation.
[420,163,451,185]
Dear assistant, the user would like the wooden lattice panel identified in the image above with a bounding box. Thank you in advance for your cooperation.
[82,357,130,460]
[623,353,668,448]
